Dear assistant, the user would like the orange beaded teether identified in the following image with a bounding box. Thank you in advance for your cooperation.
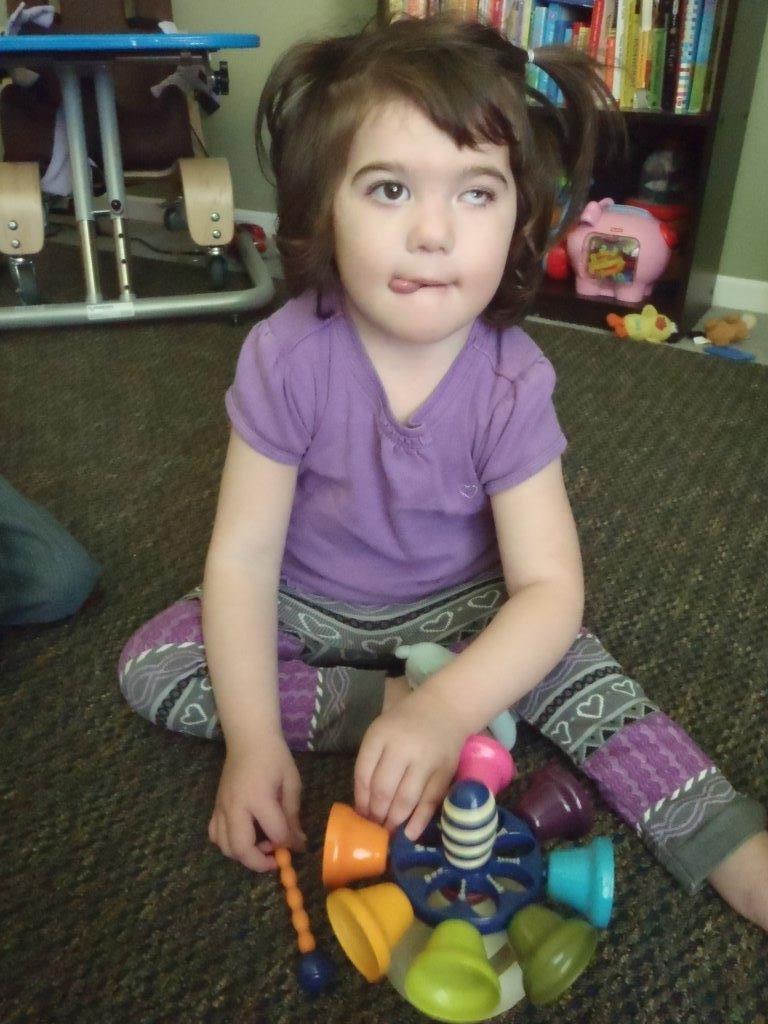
[275,847,316,953]
[273,847,336,995]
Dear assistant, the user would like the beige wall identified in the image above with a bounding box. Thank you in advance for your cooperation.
[717,15,768,281]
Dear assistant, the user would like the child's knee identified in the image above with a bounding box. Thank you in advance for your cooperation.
[118,596,208,731]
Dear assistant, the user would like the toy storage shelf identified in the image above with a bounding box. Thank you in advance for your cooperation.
[529,0,767,334]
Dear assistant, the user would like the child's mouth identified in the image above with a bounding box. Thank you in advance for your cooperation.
[389,277,447,294]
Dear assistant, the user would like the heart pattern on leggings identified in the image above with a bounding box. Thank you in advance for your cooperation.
[420,611,454,634]
[180,703,208,727]
[467,590,502,611]
[576,693,605,720]
[549,720,573,746]
[298,613,341,641]
[362,636,403,655]
[611,679,636,696]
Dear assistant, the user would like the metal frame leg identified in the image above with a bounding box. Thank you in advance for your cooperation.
[94,64,134,302]
[57,63,102,304]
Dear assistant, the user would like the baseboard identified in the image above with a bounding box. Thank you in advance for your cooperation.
[711,274,768,315]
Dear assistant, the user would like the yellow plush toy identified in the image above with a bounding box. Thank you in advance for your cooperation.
[606,305,678,343]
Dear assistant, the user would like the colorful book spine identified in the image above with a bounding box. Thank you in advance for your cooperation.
[635,0,653,89]
[507,0,525,42]
[661,0,683,110]
[587,0,606,56]
[597,0,617,64]
[620,0,639,108]
[604,28,616,89]
[674,0,704,112]
[527,3,548,90]
[647,24,667,107]
[611,0,627,103]
[486,0,505,28]
[519,0,536,45]
[687,0,716,112]
[543,3,562,99]
[551,4,576,102]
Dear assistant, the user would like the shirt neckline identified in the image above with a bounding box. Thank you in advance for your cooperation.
[338,302,484,440]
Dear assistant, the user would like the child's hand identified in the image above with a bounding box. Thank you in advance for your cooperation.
[354,686,467,842]
[208,736,306,873]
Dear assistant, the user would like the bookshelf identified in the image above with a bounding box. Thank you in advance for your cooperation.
[376,1,768,332]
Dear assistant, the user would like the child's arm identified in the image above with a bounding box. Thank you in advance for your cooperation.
[355,457,584,839]
[202,430,302,872]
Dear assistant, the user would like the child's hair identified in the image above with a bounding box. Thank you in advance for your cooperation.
[256,14,624,325]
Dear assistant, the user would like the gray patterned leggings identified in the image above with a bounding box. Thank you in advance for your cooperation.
[118,574,764,892]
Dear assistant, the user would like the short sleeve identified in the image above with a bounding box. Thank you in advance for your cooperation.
[476,356,567,495]
[225,320,316,465]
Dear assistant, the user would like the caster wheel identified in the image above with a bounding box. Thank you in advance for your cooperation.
[208,254,228,291]
[10,260,39,306]
[164,204,187,232]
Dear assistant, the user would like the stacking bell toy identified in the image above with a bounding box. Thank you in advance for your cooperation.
[323,802,389,889]
[455,734,516,795]
[404,919,501,1023]
[506,905,598,1005]
[547,836,615,928]
[515,761,594,842]
[326,883,414,982]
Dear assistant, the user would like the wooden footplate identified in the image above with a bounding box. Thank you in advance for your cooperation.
[178,157,235,248]
[0,162,44,256]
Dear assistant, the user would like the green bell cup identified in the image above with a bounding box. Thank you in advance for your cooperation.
[506,904,598,1006]
[404,919,501,1023]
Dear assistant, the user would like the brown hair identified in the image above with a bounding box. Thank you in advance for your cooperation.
[256,15,624,325]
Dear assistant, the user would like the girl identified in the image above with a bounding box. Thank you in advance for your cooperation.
[118,16,768,928]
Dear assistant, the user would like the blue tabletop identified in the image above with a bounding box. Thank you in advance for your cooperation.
[0,32,259,55]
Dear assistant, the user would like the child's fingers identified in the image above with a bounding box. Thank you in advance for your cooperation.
[404,772,446,842]
[367,750,408,826]
[281,772,306,851]
[354,733,385,819]
[383,764,429,834]
[227,804,280,872]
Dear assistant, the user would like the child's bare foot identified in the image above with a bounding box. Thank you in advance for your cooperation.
[708,830,768,931]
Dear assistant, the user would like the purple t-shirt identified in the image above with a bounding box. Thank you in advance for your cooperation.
[225,291,566,605]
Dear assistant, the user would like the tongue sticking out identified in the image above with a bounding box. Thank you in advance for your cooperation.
[390,277,424,294]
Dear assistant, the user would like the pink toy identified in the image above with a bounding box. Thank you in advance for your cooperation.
[455,734,516,795]
[565,198,676,304]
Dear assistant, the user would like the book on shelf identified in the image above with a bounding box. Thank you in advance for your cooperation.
[688,0,718,113]
[674,0,704,112]
[660,0,683,110]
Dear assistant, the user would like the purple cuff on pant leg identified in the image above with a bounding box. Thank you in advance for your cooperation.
[581,711,714,830]
[118,597,204,677]
[279,658,320,752]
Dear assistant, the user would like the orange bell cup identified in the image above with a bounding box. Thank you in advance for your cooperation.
[322,802,389,889]
[326,883,414,982]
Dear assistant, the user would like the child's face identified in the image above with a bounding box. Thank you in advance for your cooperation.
[332,100,517,353]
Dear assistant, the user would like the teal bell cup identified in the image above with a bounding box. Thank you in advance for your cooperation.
[546,836,615,929]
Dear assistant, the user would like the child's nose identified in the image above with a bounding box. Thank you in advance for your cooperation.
[406,200,454,253]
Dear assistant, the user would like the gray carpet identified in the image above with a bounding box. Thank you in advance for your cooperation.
[2,252,767,1024]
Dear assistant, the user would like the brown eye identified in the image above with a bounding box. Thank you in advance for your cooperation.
[370,181,409,203]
